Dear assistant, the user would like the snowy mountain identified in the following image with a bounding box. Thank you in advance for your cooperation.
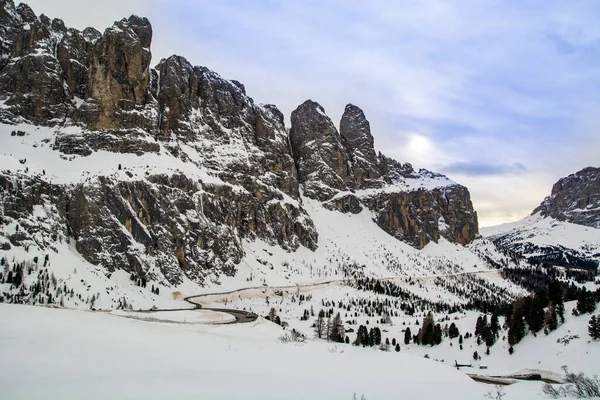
[0,1,520,310]
[2,4,600,399]
[483,167,600,269]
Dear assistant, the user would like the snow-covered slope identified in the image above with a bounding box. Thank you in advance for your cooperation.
[0,303,488,400]
[482,214,600,265]
[482,167,600,270]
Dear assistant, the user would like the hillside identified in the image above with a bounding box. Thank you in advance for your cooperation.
[0,0,507,310]
[483,167,600,270]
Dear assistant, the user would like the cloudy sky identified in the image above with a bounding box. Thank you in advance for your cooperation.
[27,0,600,226]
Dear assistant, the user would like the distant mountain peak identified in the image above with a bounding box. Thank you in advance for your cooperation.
[533,166,600,229]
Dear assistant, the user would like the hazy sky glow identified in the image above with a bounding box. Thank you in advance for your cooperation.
[26,0,600,226]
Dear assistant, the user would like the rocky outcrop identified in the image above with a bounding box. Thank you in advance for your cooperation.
[289,101,478,248]
[0,3,72,124]
[361,185,478,248]
[484,167,600,270]
[339,104,383,188]
[533,167,600,228]
[289,100,354,201]
[86,16,152,129]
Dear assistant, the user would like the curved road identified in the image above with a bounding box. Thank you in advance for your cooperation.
[131,269,500,325]
[179,269,500,324]
[183,295,258,323]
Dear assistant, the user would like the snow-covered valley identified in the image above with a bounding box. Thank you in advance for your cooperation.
[1,1,600,398]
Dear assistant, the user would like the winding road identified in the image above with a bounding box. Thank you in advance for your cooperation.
[183,295,258,323]
[131,269,501,325]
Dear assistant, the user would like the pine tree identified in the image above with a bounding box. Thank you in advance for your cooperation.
[418,313,434,345]
[577,288,596,314]
[433,324,442,346]
[449,323,459,339]
[544,303,558,332]
[589,315,600,340]
[490,313,500,337]
[314,312,325,339]
[373,327,382,346]
[527,293,545,333]
[404,327,411,345]
[330,313,345,343]
[395,343,400,352]
[508,302,526,346]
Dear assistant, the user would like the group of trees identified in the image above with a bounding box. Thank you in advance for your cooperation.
[313,310,345,342]
[354,325,382,347]
[415,313,443,346]
[507,281,568,349]
[474,313,501,349]
[575,288,598,315]
[266,307,282,326]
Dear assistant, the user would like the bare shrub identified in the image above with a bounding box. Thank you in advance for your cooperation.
[543,366,600,398]
[484,385,506,400]
[279,330,306,343]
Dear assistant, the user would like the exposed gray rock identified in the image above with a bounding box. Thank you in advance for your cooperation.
[289,101,478,247]
[85,15,153,129]
[340,103,383,188]
[289,100,354,201]
[533,167,600,228]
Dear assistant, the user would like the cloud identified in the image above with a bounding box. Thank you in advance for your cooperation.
[442,162,527,177]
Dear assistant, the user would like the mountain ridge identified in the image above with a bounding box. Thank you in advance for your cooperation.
[483,166,600,269]
[0,1,502,309]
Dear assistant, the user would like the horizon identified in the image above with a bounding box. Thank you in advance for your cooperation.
[23,0,600,227]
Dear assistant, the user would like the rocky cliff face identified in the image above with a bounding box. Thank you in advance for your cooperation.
[289,100,478,248]
[0,1,479,287]
[289,100,354,201]
[533,167,600,229]
[339,104,383,188]
[483,167,600,269]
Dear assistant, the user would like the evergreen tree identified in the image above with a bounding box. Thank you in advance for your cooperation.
[577,288,596,314]
[556,302,565,324]
[325,316,332,341]
[418,313,434,345]
[475,316,483,337]
[373,327,382,346]
[508,301,526,346]
[448,323,459,339]
[490,313,500,337]
[368,328,375,347]
[527,293,545,333]
[395,343,400,352]
[268,307,277,321]
[433,324,443,345]
[314,312,325,339]
[330,313,345,343]
[544,303,558,332]
[589,315,600,340]
[404,327,411,345]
